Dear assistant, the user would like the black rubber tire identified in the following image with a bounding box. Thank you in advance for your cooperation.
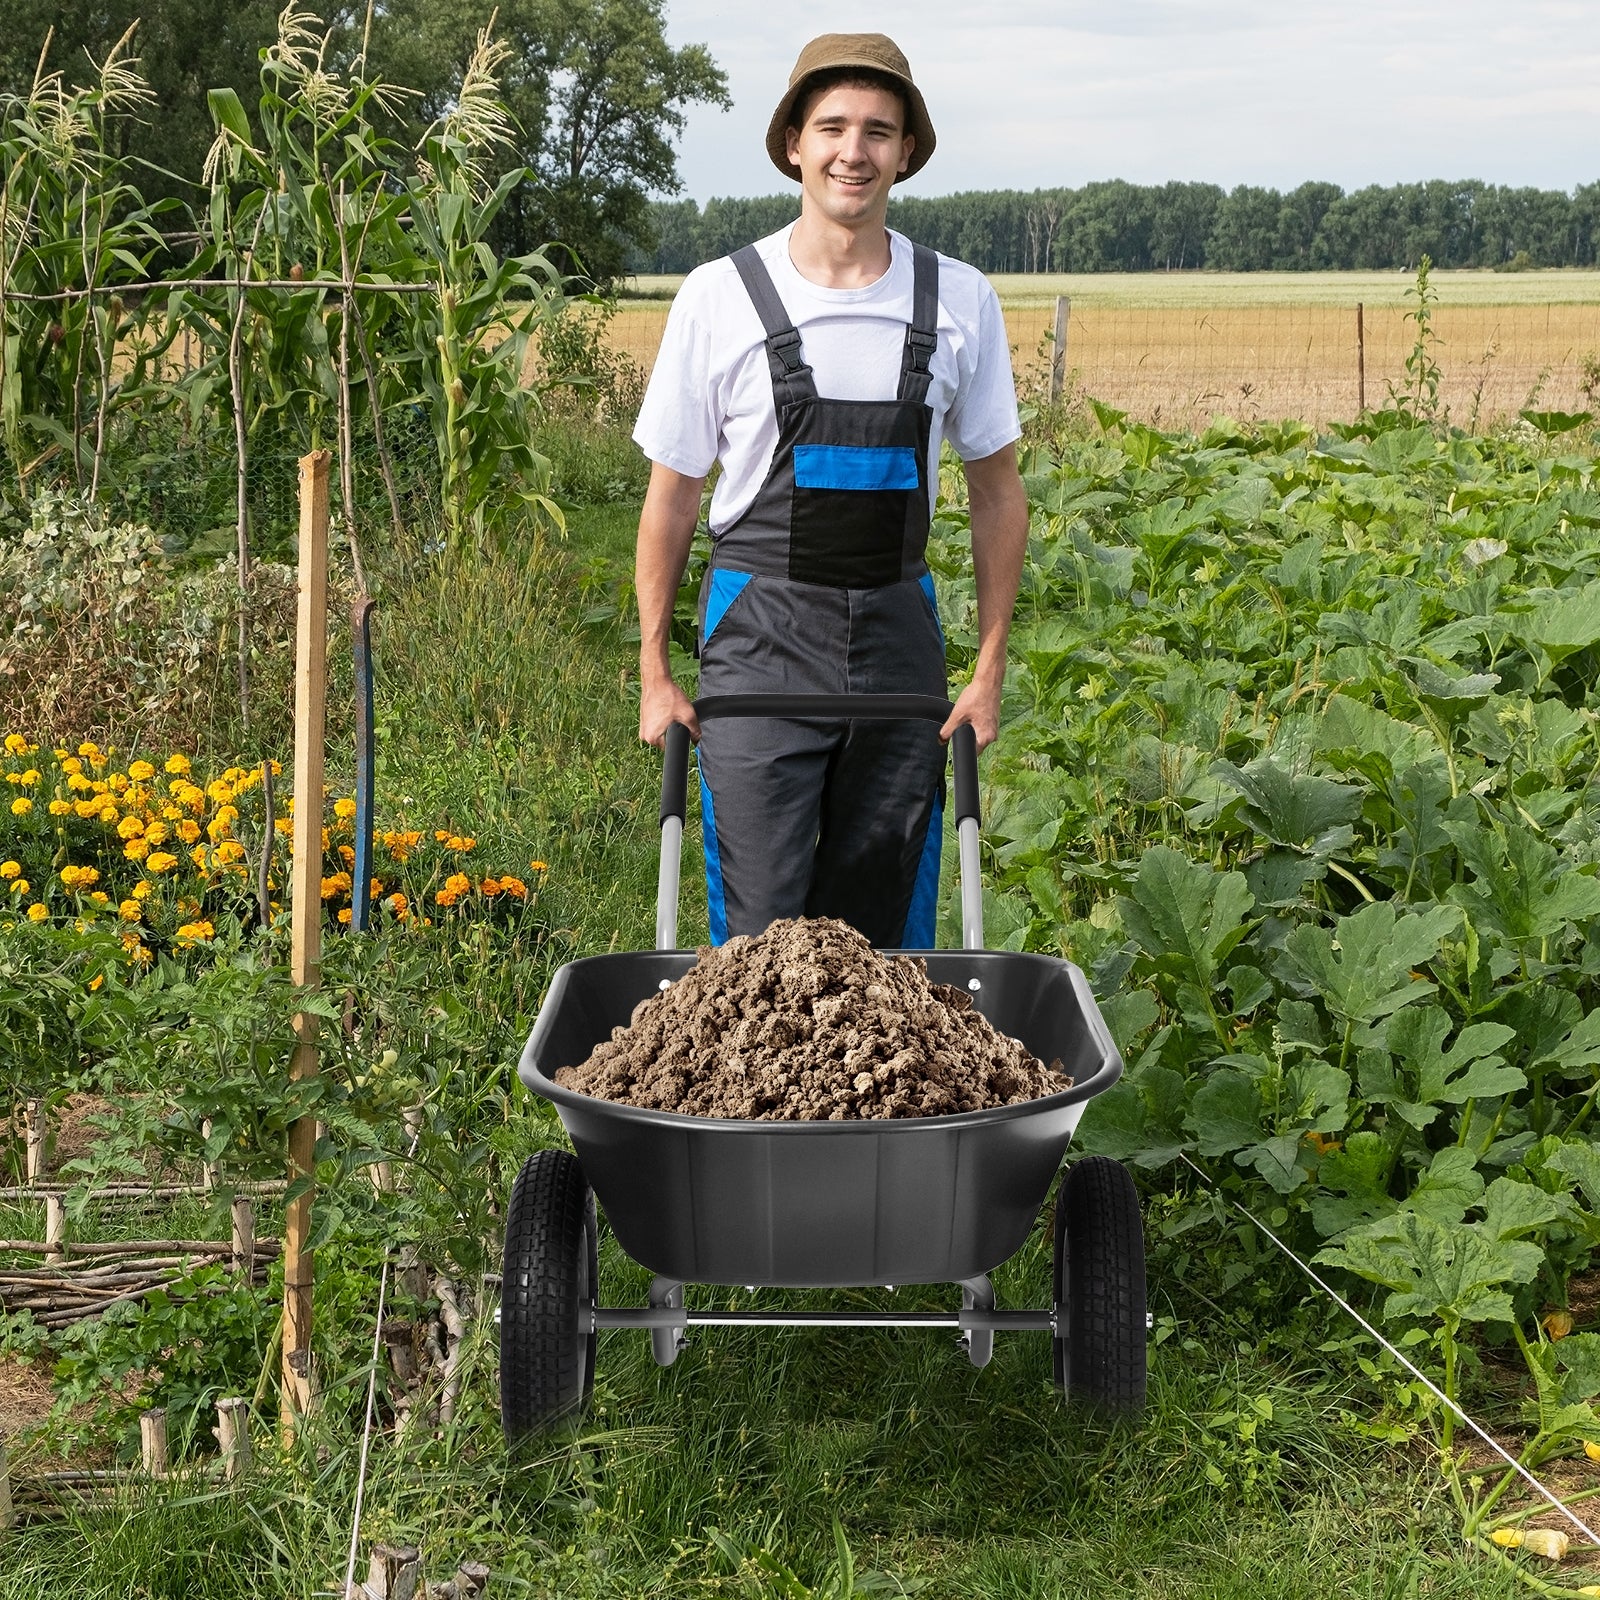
[500,1149,598,1444]
[1052,1155,1146,1416]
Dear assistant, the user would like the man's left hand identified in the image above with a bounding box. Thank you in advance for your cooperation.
[940,677,1002,749]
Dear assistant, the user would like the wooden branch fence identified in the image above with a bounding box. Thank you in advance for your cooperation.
[2,1405,495,1597]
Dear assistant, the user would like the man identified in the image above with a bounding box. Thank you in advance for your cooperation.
[633,33,1028,948]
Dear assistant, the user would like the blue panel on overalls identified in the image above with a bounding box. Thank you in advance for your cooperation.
[696,242,948,948]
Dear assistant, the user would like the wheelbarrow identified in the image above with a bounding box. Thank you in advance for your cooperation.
[500,693,1146,1441]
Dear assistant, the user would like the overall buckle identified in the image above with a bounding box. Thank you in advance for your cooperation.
[769,329,807,374]
[905,329,937,374]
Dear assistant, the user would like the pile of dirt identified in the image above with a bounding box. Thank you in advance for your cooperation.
[554,917,1073,1120]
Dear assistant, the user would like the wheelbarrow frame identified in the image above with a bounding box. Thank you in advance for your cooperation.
[503,694,1144,1427]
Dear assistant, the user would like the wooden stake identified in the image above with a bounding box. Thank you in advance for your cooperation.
[215,1397,252,1480]
[43,1194,64,1261]
[1356,301,1366,414]
[140,1407,168,1478]
[201,1118,217,1191]
[24,1099,43,1184]
[1050,294,1070,404]
[283,447,331,1435]
[231,1196,255,1276]
[363,1544,420,1600]
[0,1433,13,1533]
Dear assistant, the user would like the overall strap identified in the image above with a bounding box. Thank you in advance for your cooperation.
[731,245,817,410]
[897,244,939,407]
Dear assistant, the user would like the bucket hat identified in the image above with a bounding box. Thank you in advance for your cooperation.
[765,33,935,184]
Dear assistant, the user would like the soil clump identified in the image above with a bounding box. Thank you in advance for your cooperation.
[554,917,1073,1120]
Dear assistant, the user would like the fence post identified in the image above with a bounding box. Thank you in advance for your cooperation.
[44,1194,64,1261]
[231,1196,256,1276]
[363,1544,421,1600]
[0,1432,13,1533]
[141,1407,168,1478]
[1050,295,1070,404]
[1356,302,1366,415]
[283,447,331,1436]
[215,1397,253,1480]
[24,1099,43,1184]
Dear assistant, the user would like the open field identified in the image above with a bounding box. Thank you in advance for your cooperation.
[607,270,1600,427]
[626,267,1600,308]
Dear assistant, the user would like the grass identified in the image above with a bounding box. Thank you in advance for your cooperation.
[0,480,1563,1598]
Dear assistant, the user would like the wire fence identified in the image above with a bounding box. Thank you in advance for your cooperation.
[605,299,1600,431]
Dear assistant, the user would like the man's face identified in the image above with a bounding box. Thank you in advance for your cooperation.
[785,83,913,228]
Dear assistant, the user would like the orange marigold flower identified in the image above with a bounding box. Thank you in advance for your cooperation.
[500,875,527,898]
[444,871,471,895]
[164,753,191,775]
[88,973,104,991]
[132,879,152,901]
[117,814,145,840]
[434,829,451,843]
[11,796,33,816]
[17,769,38,787]
[191,845,209,870]
[48,799,72,816]
[26,903,47,921]
[530,859,547,871]
[144,821,169,845]
[3,733,28,755]
[77,741,99,759]
[119,899,142,922]
[384,892,409,916]
[435,887,459,908]
[98,805,118,825]
[320,871,353,900]
[338,844,355,866]
[177,820,201,845]
[145,851,179,874]
[128,759,155,782]
[0,860,17,879]
[88,890,109,905]
[333,797,357,820]
[174,919,215,947]
[124,838,150,862]
[215,840,246,865]
[11,878,30,896]
[480,877,502,897]
[60,756,83,777]
[337,907,353,925]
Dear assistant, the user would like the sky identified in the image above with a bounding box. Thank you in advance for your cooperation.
[660,1,1600,202]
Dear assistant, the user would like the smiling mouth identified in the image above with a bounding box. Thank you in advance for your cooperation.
[828,173,872,187]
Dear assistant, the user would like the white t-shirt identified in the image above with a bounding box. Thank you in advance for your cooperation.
[633,224,1020,536]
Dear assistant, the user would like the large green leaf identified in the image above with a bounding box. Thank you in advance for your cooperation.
[1317,1210,1539,1327]
[1118,845,1255,990]
[1213,754,1364,850]
[1445,818,1600,947]
[1186,1069,1260,1158]
[1282,901,1458,1029]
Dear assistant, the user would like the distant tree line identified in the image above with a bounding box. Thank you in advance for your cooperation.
[631,180,1600,274]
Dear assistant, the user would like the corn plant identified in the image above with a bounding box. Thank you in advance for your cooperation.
[396,21,565,549]
[0,25,179,507]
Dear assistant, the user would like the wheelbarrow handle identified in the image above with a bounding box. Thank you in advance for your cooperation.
[655,693,984,951]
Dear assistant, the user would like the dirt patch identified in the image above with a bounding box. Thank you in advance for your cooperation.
[555,917,1072,1120]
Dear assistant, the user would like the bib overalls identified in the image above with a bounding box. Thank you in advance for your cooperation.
[695,242,948,948]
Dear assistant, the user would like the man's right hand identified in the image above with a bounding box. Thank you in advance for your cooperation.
[640,676,700,748]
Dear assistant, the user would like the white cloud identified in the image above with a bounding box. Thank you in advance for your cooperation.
[660,1,1600,200]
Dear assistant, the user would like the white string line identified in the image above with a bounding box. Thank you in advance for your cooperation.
[1175,1152,1600,1546]
[342,1119,425,1600]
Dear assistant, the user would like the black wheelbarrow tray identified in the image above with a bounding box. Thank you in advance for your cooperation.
[500,694,1146,1441]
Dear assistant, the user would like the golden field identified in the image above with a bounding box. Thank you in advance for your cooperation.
[608,271,1600,427]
